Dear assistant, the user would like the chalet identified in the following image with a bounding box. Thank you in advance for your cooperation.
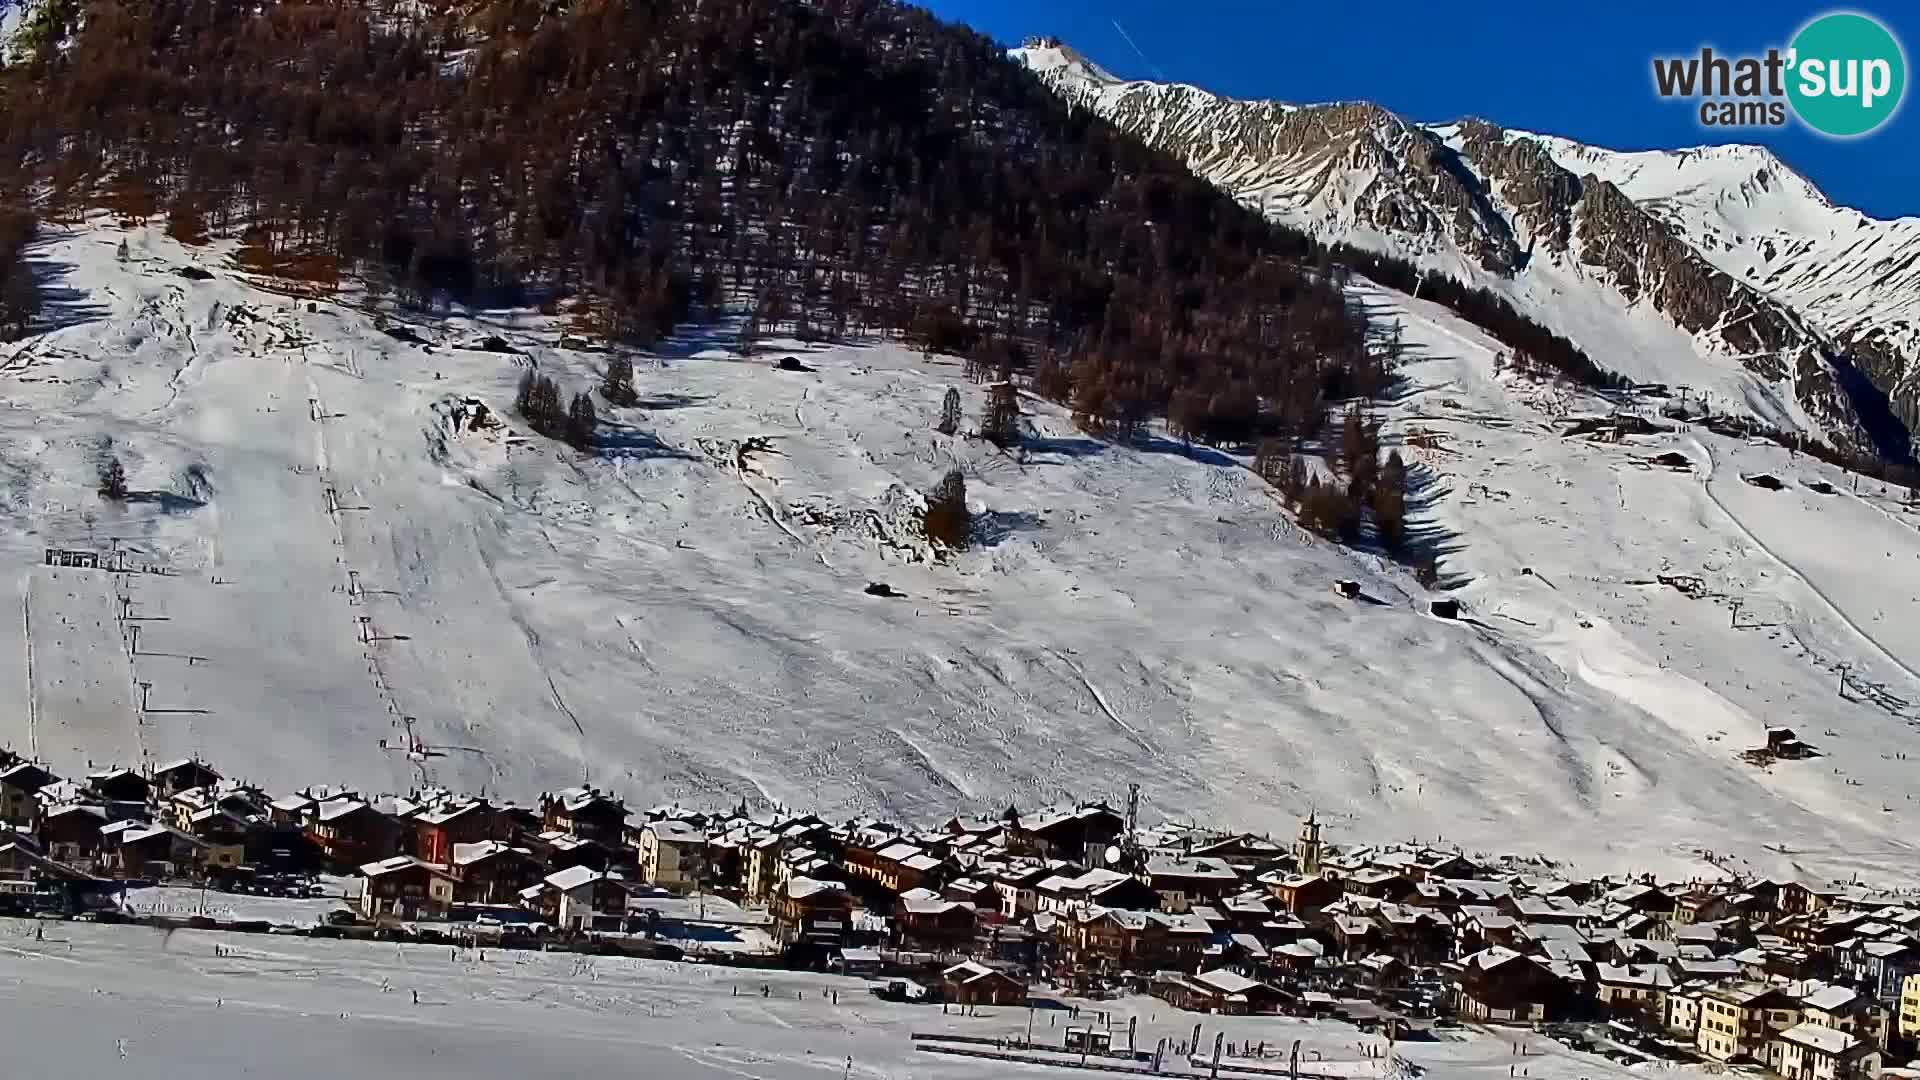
[1057,908,1210,975]
[1796,984,1884,1045]
[1003,803,1124,864]
[1033,868,1159,916]
[528,830,612,873]
[268,793,315,827]
[638,820,706,891]
[86,767,151,808]
[358,856,456,921]
[1672,891,1733,926]
[1151,968,1283,1015]
[1605,881,1678,918]
[307,798,388,872]
[0,763,55,827]
[1267,938,1326,975]
[935,960,1023,1006]
[150,759,222,799]
[1344,868,1415,902]
[1594,963,1678,1019]
[943,877,1001,912]
[1356,953,1405,990]
[772,876,854,948]
[1143,855,1241,913]
[1781,882,1843,916]
[994,863,1053,918]
[414,800,495,867]
[41,804,109,865]
[543,865,630,931]
[1505,895,1597,926]
[539,788,628,846]
[1187,834,1287,864]
[1773,1022,1880,1080]
[1455,947,1571,1023]
[449,841,542,904]
[895,887,977,948]
[1268,873,1340,914]
[99,820,207,878]
[1900,974,1920,1041]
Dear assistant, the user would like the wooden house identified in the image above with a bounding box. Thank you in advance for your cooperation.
[415,800,495,867]
[1455,947,1571,1023]
[941,961,1027,1007]
[450,841,543,905]
[772,876,854,948]
[150,759,222,799]
[1151,969,1283,1015]
[358,856,456,921]
[539,788,628,846]
[0,763,55,827]
[895,887,977,948]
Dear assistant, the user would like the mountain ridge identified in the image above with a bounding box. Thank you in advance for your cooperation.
[1013,40,1920,460]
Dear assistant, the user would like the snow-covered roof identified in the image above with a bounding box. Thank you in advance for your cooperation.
[1596,963,1676,989]
[647,820,705,844]
[360,855,430,878]
[452,840,524,866]
[544,865,604,892]
[942,960,1015,985]
[1800,984,1860,1012]
[1193,969,1263,995]
[316,799,370,822]
[1779,1022,1858,1055]
[786,876,846,901]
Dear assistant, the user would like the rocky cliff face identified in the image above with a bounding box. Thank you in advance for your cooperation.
[1015,43,1910,458]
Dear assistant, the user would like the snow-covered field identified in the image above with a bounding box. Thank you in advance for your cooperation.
[3,220,1920,884]
[0,919,1668,1080]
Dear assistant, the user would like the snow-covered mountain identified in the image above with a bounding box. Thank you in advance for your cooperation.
[8,220,1920,885]
[1012,40,1920,458]
[1523,136,1920,428]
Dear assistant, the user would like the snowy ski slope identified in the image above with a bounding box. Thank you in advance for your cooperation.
[4,221,1920,883]
[0,921,1664,1080]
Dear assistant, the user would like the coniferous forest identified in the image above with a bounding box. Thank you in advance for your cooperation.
[0,0,1385,449]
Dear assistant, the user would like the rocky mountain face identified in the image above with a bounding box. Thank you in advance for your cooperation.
[1014,41,1914,459]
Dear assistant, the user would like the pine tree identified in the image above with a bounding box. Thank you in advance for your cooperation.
[600,356,637,407]
[564,392,597,451]
[1340,404,1379,504]
[1374,450,1408,553]
[936,387,961,436]
[923,468,970,550]
[981,381,1020,448]
[98,456,128,501]
[515,369,536,417]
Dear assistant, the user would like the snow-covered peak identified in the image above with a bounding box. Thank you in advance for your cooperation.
[1007,37,1120,87]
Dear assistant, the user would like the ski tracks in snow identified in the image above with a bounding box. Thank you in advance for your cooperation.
[1693,437,1920,690]
[1043,645,1158,758]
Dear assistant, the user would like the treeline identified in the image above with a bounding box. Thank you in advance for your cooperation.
[0,207,36,340]
[0,0,1376,447]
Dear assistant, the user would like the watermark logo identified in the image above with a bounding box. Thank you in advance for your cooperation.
[1652,11,1906,137]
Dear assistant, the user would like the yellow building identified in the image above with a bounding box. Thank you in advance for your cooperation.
[1899,973,1920,1041]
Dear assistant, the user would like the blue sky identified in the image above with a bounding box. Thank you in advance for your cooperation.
[922,1,1918,220]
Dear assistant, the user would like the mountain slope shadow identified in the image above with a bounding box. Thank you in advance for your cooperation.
[23,236,111,336]
[1401,461,1471,591]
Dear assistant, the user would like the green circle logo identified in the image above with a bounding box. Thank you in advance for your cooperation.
[1787,12,1906,137]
